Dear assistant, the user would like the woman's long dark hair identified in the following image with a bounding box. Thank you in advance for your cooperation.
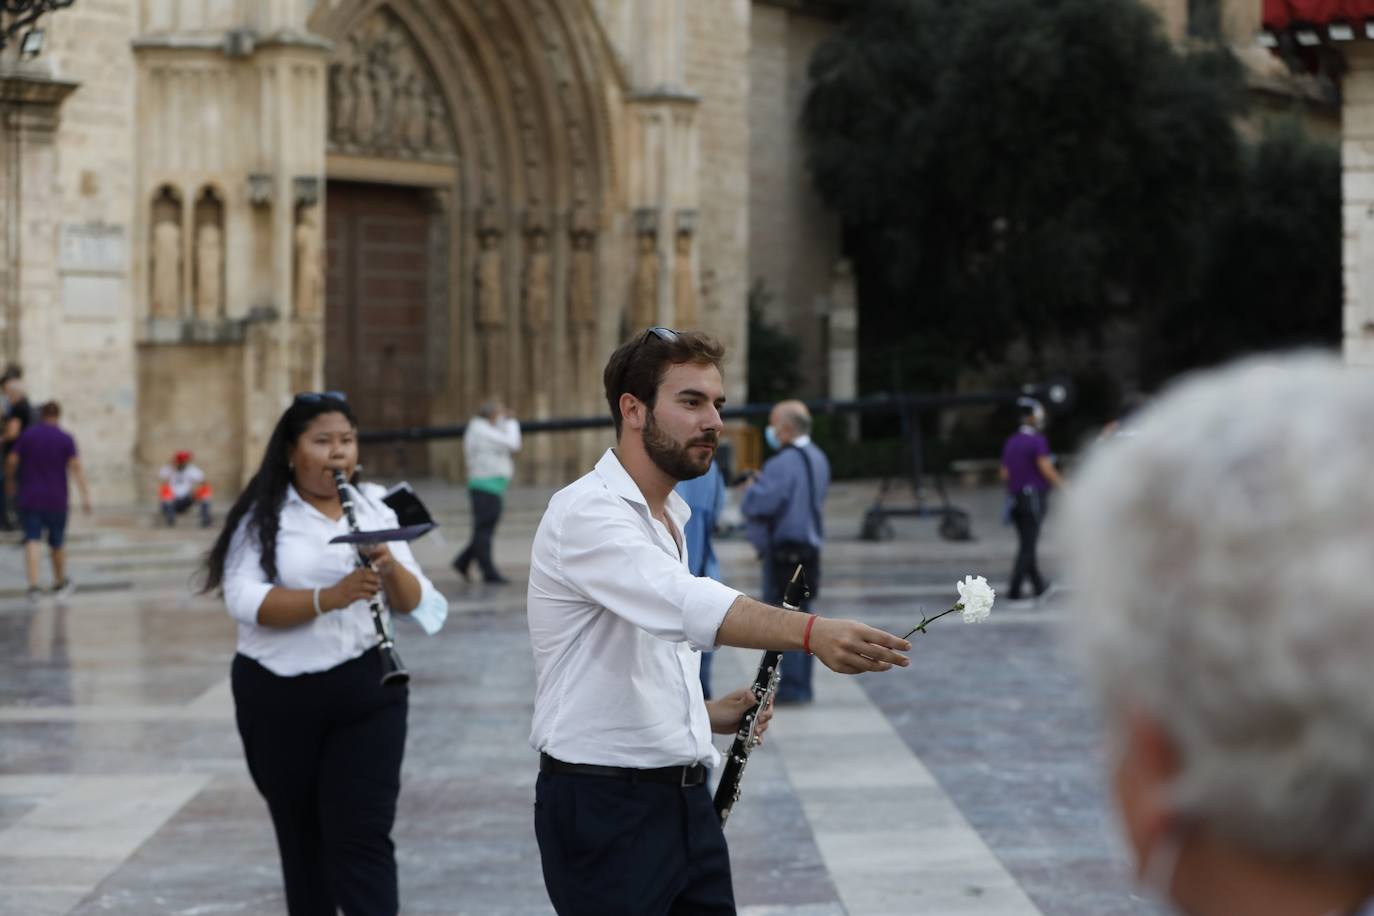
[201,396,358,592]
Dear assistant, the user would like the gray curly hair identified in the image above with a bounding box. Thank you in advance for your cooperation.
[1061,353,1374,865]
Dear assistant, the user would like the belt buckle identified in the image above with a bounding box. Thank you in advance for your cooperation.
[680,764,698,787]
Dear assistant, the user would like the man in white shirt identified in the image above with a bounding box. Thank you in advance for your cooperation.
[528,327,911,914]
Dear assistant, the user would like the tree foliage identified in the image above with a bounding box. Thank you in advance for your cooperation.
[802,0,1256,391]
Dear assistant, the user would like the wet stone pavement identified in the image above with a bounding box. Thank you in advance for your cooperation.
[0,479,1164,915]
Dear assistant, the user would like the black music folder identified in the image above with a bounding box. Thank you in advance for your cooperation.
[328,482,438,545]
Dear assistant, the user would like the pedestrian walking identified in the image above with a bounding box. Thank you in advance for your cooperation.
[0,369,34,530]
[453,398,521,584]
[5,401,91,601]
[1000,398,1063,604]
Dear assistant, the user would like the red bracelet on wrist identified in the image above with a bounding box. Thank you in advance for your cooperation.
[802,614,818,655]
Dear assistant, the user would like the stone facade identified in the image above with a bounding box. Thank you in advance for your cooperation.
[0,0,852,500]
[1343,46,1374,368]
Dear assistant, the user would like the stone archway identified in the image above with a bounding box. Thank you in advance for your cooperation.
[309,0,622,480]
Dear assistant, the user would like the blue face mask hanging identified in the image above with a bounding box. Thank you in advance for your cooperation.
[764,425,781,451]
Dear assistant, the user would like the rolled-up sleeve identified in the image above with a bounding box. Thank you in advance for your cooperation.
[223,520,273,625]
[556,496,740,651]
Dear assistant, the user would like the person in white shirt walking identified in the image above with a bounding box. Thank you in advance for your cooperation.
[527,327,912,915]
[453,398,521,584]
[201,392,447,916]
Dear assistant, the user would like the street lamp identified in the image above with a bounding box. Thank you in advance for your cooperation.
[0,0,75,53]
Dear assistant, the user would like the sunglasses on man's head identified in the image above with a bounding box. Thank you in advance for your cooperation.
[640,326,679,345]
[294,390,348,404]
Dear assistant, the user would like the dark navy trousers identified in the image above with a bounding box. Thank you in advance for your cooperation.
[534,771,736,915]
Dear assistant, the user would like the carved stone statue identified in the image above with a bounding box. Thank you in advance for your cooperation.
[567,214,598,406]
[673,229,697,329]
[476,225,506,397]
[151,216,182,319]
[629,228,659,331]
[522,226,552,333]
[294,205,323,317]
[194,222,224,320]
[328,11,453,160]
[350,48,375,147]
[476,227,505,330]
[400,71,427,151]
[328,38,357,141]
[521,225,552,408]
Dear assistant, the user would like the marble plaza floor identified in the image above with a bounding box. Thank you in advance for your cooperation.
[0,478,1165,916]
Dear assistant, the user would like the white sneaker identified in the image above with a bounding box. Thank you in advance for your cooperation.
[53,578,76,600]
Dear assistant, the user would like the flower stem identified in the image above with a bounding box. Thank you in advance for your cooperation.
[902,605,961,639]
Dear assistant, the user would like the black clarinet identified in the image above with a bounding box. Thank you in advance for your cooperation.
[713,564,809,826]
[332,468,410,687]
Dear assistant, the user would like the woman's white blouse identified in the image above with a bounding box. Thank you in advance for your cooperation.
[223,482,441,676]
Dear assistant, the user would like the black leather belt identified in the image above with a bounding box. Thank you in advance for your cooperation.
[540,752,707,787]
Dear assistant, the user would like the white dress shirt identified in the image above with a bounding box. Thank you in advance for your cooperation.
[527,449,743,768]
[223,482,442,677]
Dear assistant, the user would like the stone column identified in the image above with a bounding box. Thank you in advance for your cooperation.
[1344,45,1374,367]
[0,72,79,388]
[826,259,859,442]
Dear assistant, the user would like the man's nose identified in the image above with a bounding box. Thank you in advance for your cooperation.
[703,405,724,432]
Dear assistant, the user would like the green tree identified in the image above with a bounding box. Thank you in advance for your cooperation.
[746,281,804,404]
[802,0,1245,391]
[1143,120,1341,383]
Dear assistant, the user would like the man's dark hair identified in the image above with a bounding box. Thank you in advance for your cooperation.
[40,401,60,419]
[603,328,725,437]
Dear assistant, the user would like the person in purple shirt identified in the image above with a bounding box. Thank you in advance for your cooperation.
[1000,398,1064,603]
[5,401,91,601]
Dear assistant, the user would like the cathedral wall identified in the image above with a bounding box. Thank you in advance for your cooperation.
[748,5,842,398]
[684,0,751,404]
[38,1,141,504]
[136,342,244,505]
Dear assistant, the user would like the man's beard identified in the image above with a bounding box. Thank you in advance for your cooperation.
[643,407,716,481]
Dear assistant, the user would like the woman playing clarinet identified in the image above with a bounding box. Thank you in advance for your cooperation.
[201,392,445,916]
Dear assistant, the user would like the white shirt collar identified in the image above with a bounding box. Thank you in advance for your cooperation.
[794,434,812,448]
[594,448,691,528]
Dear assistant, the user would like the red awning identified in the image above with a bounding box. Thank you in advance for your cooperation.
[1264,0,1374,30]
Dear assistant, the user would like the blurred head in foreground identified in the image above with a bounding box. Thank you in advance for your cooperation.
[1061,354,1374,916]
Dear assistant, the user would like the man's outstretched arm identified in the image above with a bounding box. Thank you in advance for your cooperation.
[715,595,910,675]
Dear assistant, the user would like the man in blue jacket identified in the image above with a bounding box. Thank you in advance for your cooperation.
[740,399,830,704]
[675,459,726,698]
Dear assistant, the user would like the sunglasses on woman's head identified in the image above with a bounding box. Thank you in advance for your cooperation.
[294,390,348,404]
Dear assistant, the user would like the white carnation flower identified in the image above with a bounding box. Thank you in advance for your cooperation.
[955,575,995,623]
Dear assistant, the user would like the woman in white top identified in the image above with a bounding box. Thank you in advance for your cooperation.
[202,392,443,916]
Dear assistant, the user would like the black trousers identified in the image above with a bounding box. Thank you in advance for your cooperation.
[1008,489,1047,599]
[455,488,504,580]
[232,648,408,916]
[534,771,735,915]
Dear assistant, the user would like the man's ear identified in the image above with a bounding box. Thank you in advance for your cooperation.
[1114,708,1182,871]
[619,393,646,433]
